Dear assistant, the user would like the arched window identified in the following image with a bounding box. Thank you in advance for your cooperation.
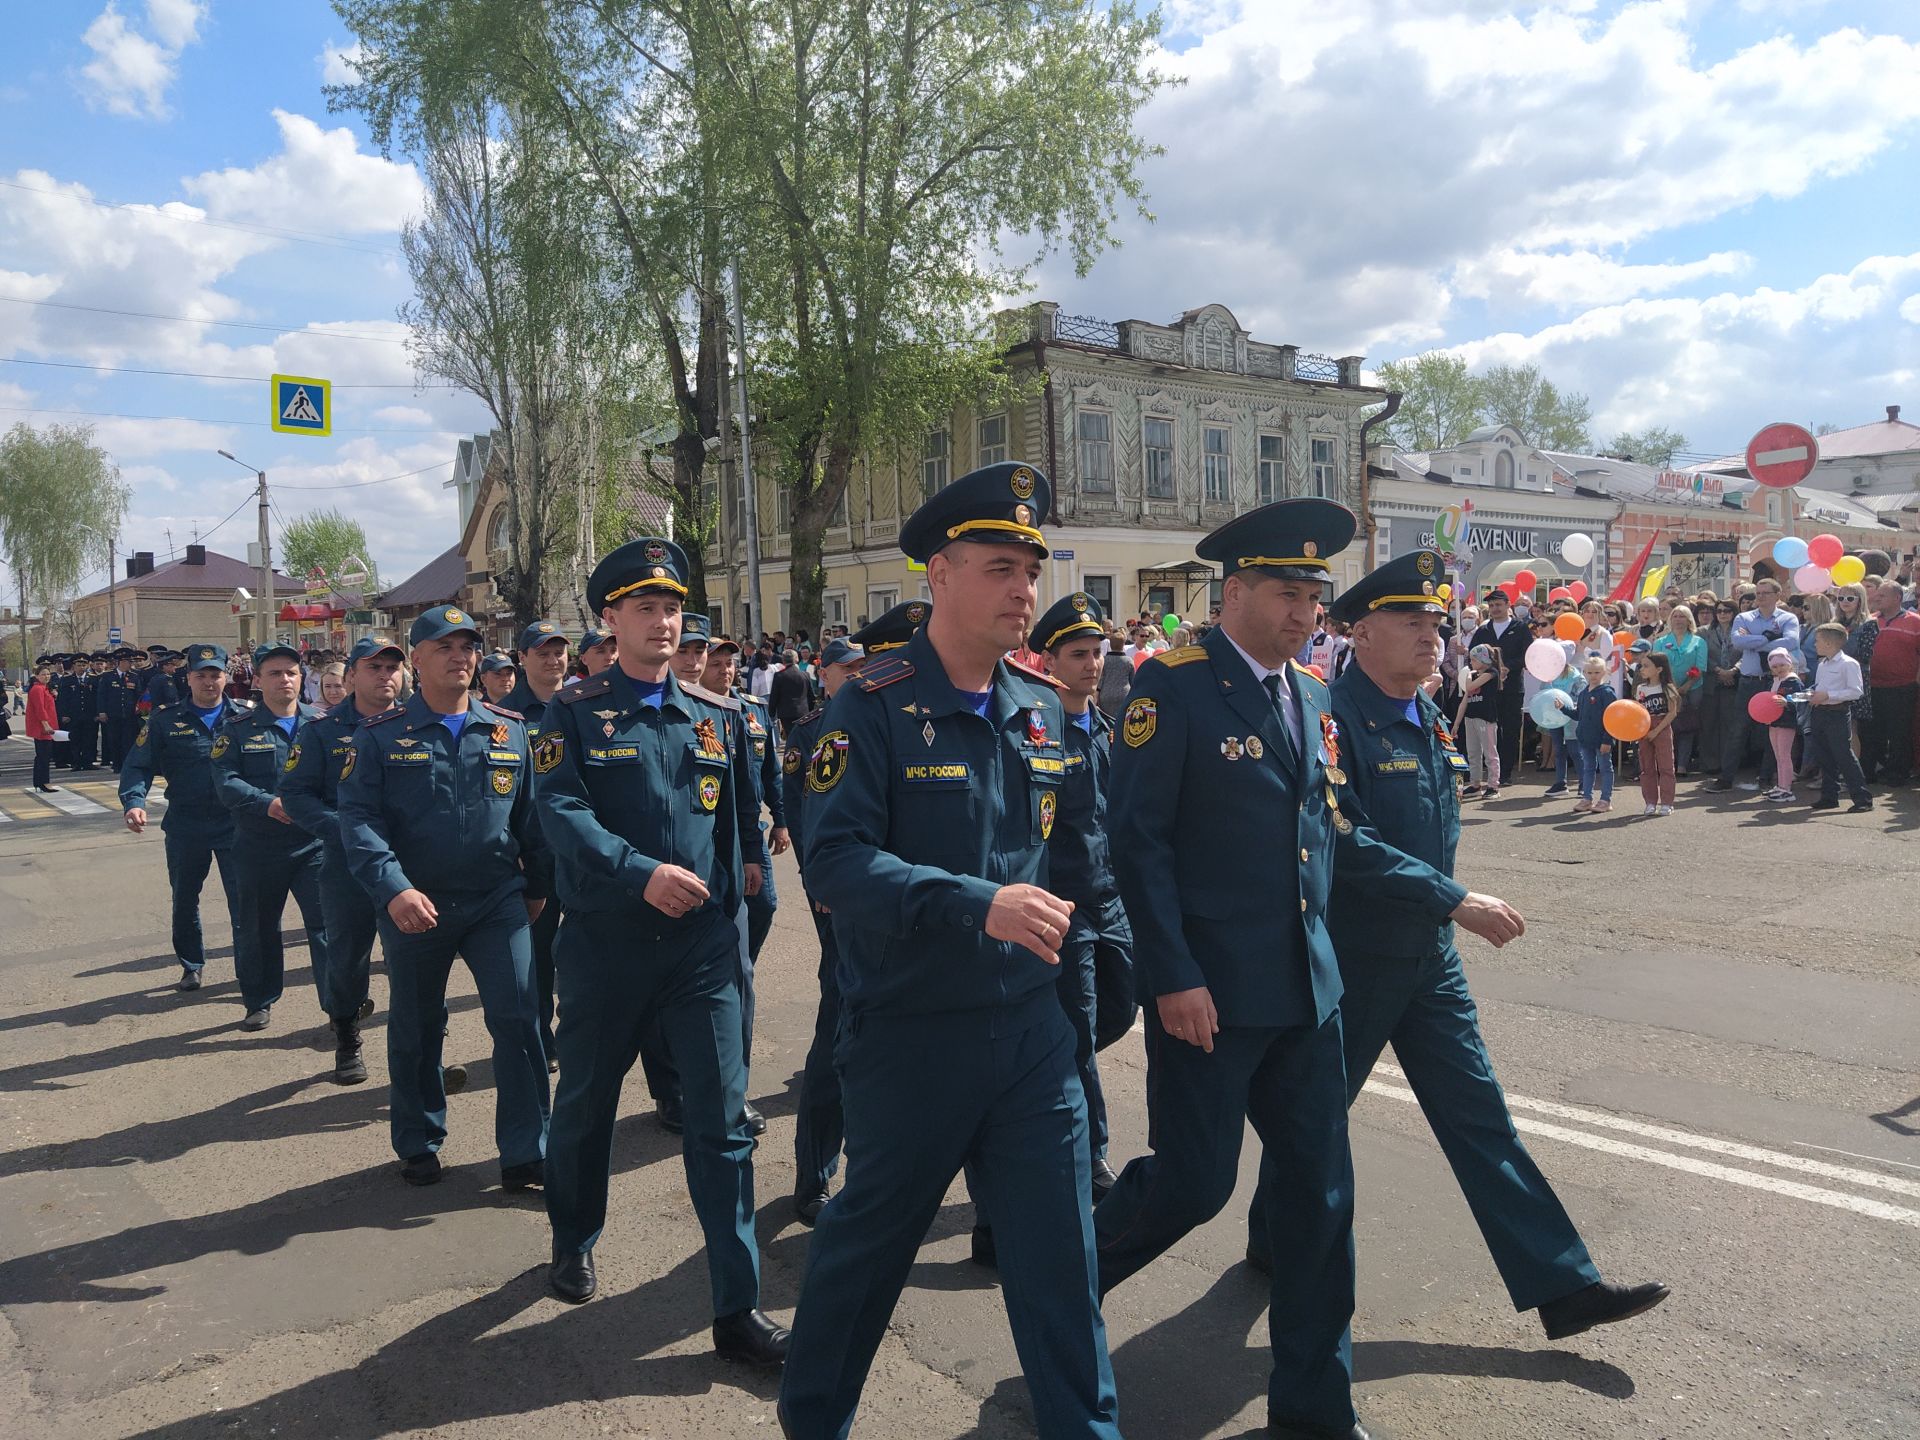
[1494,451,1515,489]
[487,505,511,554]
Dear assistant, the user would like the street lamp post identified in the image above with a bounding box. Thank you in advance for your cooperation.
[216,450,272,649]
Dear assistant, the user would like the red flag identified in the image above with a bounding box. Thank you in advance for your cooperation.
[1608,532,1659,603]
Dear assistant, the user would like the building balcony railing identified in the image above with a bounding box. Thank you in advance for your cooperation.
[1053,312,1122,348]
[1035,304,1366,387]
[1293,352,1342,383]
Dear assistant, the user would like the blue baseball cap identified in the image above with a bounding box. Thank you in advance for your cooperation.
[579,628,614,652]
[251,642,301,669]
[819,637,864,668]
[517,619,567,652]
[408,604,483,647]
[678,613,712,647]
[185,643,229,672]
[348,636,404,665]
[478,652,517,675]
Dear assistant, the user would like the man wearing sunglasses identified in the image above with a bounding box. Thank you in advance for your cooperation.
[1698,598,1742,782]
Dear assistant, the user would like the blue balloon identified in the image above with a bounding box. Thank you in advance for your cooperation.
[1772,535,1809,570]
[1529,688,1573,729]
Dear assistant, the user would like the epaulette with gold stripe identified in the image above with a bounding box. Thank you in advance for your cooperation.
[1154,645,1208,668]
[1289,658,1328,689]
[858,654,915,691]
[684,682,741,712]
[481,701,524,721]
[1006,657,1065,691]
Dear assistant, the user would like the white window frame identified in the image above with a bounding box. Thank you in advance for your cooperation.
[1143,416,1175,499]
[822,587,849,630]
[978,413,1008,467]
[777,594,792,632]
[1203,424,1231,502]
[1310,435,1338,499]
[1257,432,1285,505]
[921,428,950,498]
[866,586,898,623]
[1077,408,1115,493]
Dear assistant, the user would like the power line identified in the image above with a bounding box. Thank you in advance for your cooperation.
[0,356,463,390]
[0,295,410,345]
[273,459,455,491]
[0,402,445,437]
[0,177,404,258]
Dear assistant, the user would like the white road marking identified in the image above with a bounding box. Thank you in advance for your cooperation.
[1790,1141,1920,1174]
[1372,1061,1920,1199]
[1362,1079,1920,1229]
[21,786,109,817]
[0,806,12,823]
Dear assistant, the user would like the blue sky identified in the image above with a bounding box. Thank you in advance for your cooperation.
[3,0,1918,603]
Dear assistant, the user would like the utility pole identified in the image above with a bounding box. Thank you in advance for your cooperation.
[730,262,763,643]
[218,450,273,649]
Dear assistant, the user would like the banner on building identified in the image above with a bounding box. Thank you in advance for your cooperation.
[1666,538,1738,598]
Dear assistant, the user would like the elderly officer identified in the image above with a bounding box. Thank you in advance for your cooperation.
[213,642,329,1032]
[280,636,406,1085]
[534,538,787,1365]
[121,643,250,992]
[1242,551,1670,1344]
[505,619,571,1069]
[1095,501,1524,1440]
[780,462,1122,1440]
[784,632,872,1224]
[339,604,550,1190]
[99,648,142,770]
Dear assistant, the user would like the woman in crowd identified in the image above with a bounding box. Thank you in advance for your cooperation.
[318,661,348,708]
[1654,604,1707,774]
[24,663,59,792]
[1833,582,1875,752]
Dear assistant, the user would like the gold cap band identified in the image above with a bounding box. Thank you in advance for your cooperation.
[604,577,690,604]
[944,519,1046,547]
[864,640,909,653]
[1236,555,1329,572]
[1367,594,1445,611]
[1044,619,1104,650]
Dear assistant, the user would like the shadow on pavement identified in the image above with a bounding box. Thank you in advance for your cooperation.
[1353,1338,1634,1398]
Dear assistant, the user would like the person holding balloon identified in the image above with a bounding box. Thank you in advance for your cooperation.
[1720,578,1799,790]
[1631,651,1681,816]
[1756,649,1805,801]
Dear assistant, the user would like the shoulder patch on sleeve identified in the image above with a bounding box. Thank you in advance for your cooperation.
[857,655,916,691]
[557,673,614,705]
[481,701,524,721]
[684,682,741,711]
[1155,645,1208,667]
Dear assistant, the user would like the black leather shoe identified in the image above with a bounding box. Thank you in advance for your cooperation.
[550,1247,596,1303]
[656,1097,684,1135]
[1091,1157,1118,1202]
[793,1191,828,1227]
[1810,798,1840,811]
[1267,1418,1371,1439]
[1245,1242,1272,1277]
[970,1225,997,1269]
[743,1101,767,1136]
[443,1062,468,1094]
[501,1159,545,1192]
[1539,1278,1671,1340]
[357,995,375,1020]
[239,1006,271,1032]
[713,1307,791,1366]
[331,1018,367,1085]
[1848,800,1874,813]
[401,1153,442,1186]
[175,968,202,992]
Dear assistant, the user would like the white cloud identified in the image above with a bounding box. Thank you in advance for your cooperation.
[76,1,204,120]
[1454,249,1754,309]
[318,41,364,87]
[372,405,434,426]
[184,110,424,236]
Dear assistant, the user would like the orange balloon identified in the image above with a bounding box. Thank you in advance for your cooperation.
[1612,629,1635,650]
[1553,613,1585,642]
[1604,698,1651,742]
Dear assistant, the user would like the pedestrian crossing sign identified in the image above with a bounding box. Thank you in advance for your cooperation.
[271,374,331,436]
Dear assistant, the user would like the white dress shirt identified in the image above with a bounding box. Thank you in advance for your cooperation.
[1222,629,1301,751]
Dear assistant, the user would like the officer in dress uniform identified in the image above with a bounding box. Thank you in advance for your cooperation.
[69,653,105,770]
[338,605,551,1190]
[279,636,405,1085]
[51,656,78,769]
[99,649,142,771]
[535,538,788,1366]
[505,619,571,1070]
[785,633,872,1225]
[1241,551,1669,1345]
[120,643,249,992]
[1094,501,1524,1440]
[779,462,1123,1440]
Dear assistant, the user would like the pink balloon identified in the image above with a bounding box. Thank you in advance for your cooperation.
[1548,586,1572,603]
[1569,581,1588,602]
[1747,690,1785,724]
[1806,533,1844,568]
[1793,562,1831,593]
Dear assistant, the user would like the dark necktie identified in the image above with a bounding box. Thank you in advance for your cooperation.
[1261,673,1298,763]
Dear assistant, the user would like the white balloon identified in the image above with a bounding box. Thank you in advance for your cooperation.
[1561,532,1595,568]
[1525,637,1568,682]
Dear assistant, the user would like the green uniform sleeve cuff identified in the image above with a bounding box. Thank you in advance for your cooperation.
[946,874,1000,933]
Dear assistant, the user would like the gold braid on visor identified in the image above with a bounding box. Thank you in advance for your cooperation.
[604,576,690,603]
[1236,555,1329,572]
[944,519,1046,546]
[1044,620,1103,649]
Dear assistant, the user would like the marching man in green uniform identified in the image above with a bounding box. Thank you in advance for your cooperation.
[338,605,551,1190]
[536,538,787,1366]
[785,631,871,1225]
[212,642,329,1032]
[1094,500,1524,1440]
[780,463,1123,1440]
[279,636,406,1084]
[120,643,249,993]
[1242,550,1670,1344]
[504,619,571,1068]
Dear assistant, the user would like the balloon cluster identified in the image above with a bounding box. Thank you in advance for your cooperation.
[1772,533,1868,594]
[1545,581,1589,604]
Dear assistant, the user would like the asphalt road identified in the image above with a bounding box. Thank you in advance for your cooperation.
[1,771,1916,1438]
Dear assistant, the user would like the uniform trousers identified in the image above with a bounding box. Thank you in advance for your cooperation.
[103,716,137,772]
[781,993,1120,1440]
[70,715,99,769]
[232,839,329,1014]
[636,904,755,1108]
[1056,909,1112,1163]
[746,854,778,962]
[1248,944,1598,1311]
[162,823,242,974]
[377,885,549,1168]
[316,845,378,1022]
[529,897,561,1058]
[792,906,846,1201]
[1096,1005,1354,1432]
[546,905,760,1319]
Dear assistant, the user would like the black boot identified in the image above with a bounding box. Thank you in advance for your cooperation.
[550,1246,596,1303]
[1539,1278,1671,1340]
[331,1018,367,1085]
[713,1308,791,1365]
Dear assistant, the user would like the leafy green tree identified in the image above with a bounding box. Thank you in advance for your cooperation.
[1609,426,1689,466]
[279,507,380,593]
[1478,363,1593,451]
[1374,353,1484,451]
[0,422,128,672]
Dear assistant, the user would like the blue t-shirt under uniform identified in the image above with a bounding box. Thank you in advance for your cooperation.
[189,703,225,731]
[621,672,667,711]
[957,687,993,720]
[437,710,468,741]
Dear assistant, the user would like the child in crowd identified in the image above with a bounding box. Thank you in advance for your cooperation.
[1458,643,1503,797]
[1762,647,1803,802]
[1807,622,1873,812]
[1634,650,1680,816]
[1542,659,1580,797]
[1572,654,1615,813]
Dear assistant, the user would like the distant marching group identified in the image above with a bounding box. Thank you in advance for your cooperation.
[67,463,1678,1440]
